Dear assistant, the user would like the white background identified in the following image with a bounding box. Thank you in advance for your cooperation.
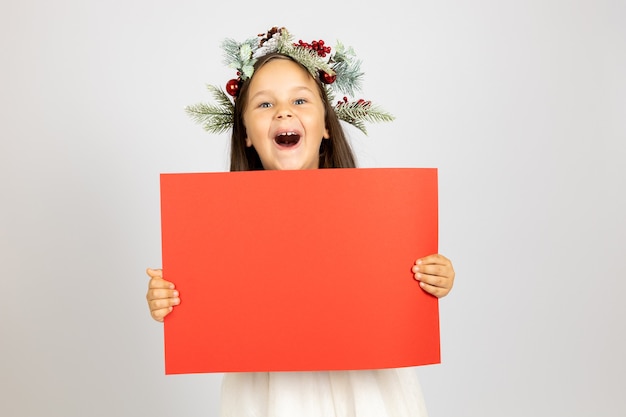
[1,1,625,416]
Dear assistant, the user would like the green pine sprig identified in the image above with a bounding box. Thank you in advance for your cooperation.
[333,101,395,135]
[222,37,258,79]
[330,41,363,97]
[184,85,234,134]
[284,46,335,79]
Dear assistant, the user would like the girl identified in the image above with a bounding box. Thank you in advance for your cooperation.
[146,27,455,417]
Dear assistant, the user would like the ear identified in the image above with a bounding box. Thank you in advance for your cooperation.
[245,137,253,147]
[323,127,330,139]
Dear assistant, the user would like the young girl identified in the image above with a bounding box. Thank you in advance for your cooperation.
[146,27,455,417]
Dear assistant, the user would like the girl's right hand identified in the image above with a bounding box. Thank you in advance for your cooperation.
[145,268,180,322]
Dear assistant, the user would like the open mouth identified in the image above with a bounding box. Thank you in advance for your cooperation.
[274,132,301,148]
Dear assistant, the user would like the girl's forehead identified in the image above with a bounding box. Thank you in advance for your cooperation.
[249,59,317,90]
[255,58,311,79]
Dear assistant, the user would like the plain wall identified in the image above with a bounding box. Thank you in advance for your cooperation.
[1,1,624,416]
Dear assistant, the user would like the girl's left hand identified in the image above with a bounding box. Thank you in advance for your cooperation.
[412,254,455,298]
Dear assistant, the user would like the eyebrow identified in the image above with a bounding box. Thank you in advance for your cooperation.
[248,86,316,102]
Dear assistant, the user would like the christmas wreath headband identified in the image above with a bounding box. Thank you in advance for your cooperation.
[185,26,394,135]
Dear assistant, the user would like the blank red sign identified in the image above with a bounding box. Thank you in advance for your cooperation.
[160,167,440,374]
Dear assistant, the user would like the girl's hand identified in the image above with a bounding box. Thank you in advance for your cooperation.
[145,268,180,322]
[412,254,455,298]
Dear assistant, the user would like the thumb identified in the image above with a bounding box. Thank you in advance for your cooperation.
[146,267,163,279]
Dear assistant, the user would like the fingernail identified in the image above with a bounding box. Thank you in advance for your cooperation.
[173,290,179,297]
[415,273,422,281]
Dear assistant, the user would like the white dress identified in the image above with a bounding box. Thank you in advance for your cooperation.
[219,368,429,417]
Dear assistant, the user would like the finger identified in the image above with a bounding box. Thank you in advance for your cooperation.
[415,271,449,289]
[415,254,449,266]
[148,296,180,312]
[418,281,450,298]
[148,277,175,290]
[418,263,449,278]
[412,262,452,279]
[151,307,173,322]
[146,288,179,302]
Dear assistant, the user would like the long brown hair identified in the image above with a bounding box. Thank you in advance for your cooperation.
[229,53,357,171]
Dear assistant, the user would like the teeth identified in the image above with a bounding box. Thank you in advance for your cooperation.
[277,132,296,136]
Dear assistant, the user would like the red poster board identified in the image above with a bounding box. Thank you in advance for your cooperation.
[160,168,439,374]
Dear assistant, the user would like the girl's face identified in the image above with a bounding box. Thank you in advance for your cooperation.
[243,58,329,170]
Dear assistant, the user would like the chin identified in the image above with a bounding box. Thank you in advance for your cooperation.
[267,157,318,171]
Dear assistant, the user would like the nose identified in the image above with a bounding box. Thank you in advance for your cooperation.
[275,104,292,119]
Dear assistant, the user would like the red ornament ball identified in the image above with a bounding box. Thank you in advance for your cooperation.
[226,79,240,97]
[320,71,336,84]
